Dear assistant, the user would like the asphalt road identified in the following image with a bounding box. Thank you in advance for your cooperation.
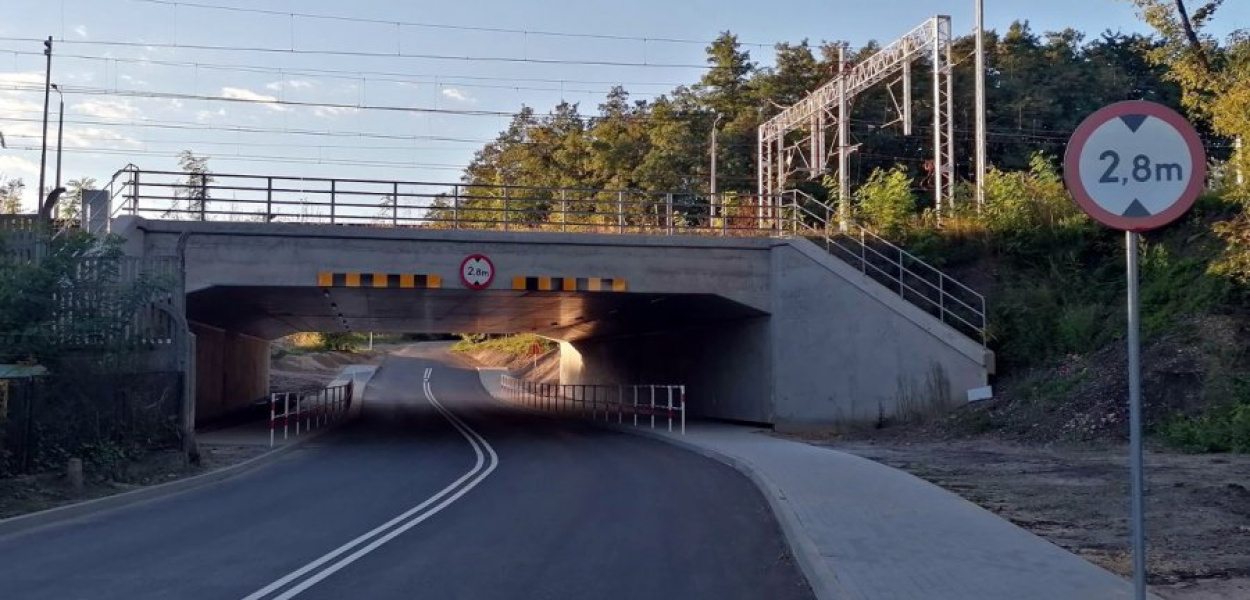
[0,345,812,600]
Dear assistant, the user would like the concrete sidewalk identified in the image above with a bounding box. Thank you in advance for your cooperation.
[641,422,1150,600]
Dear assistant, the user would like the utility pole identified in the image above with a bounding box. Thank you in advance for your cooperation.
[975,0,988,212]
[52,84,64,197]
[38,37,53,220]
[837,44,850,231]
[710,113,723,196]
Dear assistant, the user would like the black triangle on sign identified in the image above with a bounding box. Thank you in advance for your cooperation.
[1120,114,1148,132]
[1123,199,1152,217]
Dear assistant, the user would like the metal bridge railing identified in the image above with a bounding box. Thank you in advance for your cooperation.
[109,168,791,237]
[500,375,686,434]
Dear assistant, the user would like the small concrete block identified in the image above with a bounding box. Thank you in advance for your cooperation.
[966,386,993,402]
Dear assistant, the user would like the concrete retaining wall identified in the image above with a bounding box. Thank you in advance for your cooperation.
[559,316,774,423]
[767,242,989,430]
[190,322,270,423]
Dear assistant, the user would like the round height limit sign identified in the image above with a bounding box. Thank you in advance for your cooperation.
[460,254,494,290]
[1064,100,1206,231]
[1065,100,1206,600]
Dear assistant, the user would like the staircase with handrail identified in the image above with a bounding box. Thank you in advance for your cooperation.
[779,190,987,347]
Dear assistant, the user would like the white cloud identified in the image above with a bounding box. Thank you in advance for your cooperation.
[195,108,228,122]
[0,156,38,179]
[266,79,314,91]
[73,99,140,121]
[0,156,40,212]
[221,86,287,111]
[73,25,88,39]
[440,87,475,103]
[310,106,357,118]
[0,71,44,88]
[118,74,149,87]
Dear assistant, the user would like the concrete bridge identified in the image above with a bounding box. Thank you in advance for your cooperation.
[108,168,992,430]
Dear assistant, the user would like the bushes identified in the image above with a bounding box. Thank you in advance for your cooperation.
[451,333,555,356]
[1164,389,1250,452]
[854,166,916,235]
[317,332,362,352]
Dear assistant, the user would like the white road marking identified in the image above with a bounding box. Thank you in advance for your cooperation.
[242,368,498,600]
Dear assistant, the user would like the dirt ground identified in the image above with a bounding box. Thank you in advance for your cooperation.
[794,437,1250,600]
[452,345,560,382]
[269,348,387,394]
[0,443,268,520]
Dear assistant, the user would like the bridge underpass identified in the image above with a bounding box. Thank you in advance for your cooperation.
[115,198,992,431]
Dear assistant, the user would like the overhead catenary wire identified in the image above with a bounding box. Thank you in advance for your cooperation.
[127,0,774,48]
[0,36,714,70]
[4,144,469,171]
[0,48,690,91]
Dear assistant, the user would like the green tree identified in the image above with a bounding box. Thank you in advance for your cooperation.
[60,176,98,220]
[173,150,213,219]
[1128,1,1245,157]
[1,177,24,214]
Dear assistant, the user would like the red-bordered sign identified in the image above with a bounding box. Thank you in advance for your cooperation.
[1063,101,1206,232]
[459,254,495,290]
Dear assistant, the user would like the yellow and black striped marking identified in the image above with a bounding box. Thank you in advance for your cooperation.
[317,272,443,289]
[511,277,627,292]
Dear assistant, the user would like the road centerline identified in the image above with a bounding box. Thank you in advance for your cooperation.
[241,368,499,600]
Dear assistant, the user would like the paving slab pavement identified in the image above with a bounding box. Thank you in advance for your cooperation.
[639,422,1159,600]
[475,368,1155,600]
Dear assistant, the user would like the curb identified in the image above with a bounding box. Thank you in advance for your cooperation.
[611,426,847,600]
[472,368,842,600]
[0,367,380,540]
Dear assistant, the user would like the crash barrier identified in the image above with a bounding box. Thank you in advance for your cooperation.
[268,382,352,447]
[500,375,685,435]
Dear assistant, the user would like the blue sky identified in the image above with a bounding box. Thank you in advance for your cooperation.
[2,0,1246,211]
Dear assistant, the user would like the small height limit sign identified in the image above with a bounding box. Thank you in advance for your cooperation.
[460,254,495,290]
[1064,100,1206,600]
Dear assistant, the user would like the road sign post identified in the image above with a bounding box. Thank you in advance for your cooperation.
[1064,100,1206,600]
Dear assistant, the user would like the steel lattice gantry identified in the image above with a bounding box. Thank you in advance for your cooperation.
[757,16,955,225]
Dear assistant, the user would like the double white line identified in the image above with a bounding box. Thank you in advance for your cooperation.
[242,367,499,600]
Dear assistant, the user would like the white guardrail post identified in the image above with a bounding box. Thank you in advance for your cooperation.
[269,394,276,448]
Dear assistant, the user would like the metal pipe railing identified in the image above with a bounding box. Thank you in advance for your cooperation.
[500,375,685,435]
[268,382,352,447]
[781,189,987,346]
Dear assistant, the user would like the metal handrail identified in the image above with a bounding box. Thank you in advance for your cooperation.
[111,167,790,237]
[781,189,987,345]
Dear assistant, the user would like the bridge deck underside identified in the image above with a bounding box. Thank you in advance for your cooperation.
[187,286,765,341]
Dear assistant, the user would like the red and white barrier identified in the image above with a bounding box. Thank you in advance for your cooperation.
[268,382,353,447]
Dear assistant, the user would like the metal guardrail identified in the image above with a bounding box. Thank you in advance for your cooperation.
[501,374,686,434]
[780,191,987,345]
[268,382,352,447]
[109,167,789,237]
